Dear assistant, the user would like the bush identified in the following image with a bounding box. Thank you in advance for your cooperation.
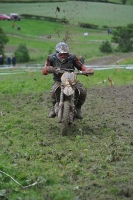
[0,27,9,56]
[79,23,99,29]
[111,24,133,52]
[14,44,30,63]
[99,40,113,53]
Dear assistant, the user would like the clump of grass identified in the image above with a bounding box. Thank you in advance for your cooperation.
[119,57,133,65]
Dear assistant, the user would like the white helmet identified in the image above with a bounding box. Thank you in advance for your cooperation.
[56,42,69,53]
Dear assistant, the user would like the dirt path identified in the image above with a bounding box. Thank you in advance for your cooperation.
[87,52,133,66]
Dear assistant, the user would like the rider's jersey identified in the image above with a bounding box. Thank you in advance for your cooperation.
[45,53,83,82]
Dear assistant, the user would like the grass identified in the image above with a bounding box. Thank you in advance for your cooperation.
[119,57,133,65]
[1,68,133,199]
[0,2,132,27]
[1,0,133,4]
[1,67,133,93]
[0,19,112,62]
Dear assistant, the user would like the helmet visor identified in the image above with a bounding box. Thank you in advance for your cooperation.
[58,53,68,59]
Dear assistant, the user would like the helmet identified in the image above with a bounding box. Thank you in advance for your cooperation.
[56,42,69,63]
[56,42,69,53]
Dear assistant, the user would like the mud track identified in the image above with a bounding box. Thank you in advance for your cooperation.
[81,85,133,137]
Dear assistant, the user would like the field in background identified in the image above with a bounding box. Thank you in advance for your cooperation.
[0,1,133,63]
[0,2,133,27]
[1,0,133,5]
[0,19,113,62]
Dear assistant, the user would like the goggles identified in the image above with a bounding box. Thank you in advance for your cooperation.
[58,53,68,57]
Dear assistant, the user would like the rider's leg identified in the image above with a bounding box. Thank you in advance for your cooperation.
[75,82,87,119]
[49,82,61,118]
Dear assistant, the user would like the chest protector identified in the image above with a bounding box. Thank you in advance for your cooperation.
[48,53,76,82]
[49,53,76,70]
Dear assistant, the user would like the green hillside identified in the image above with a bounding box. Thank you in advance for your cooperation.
[0,2,132,27]
[0,0,133,5]
[0,1,133,62]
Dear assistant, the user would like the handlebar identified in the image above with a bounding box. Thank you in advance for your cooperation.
[55,68,93,75]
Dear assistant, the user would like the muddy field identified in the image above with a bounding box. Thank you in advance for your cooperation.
[49,84,133,141]
[45,84,133,199]
[75,85,133,140]
[1,75,133,199]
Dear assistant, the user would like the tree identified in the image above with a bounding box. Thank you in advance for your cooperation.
[122,0,127,4]
[0,27,9,55]
[99,40,113,53]
[15,44,30,63]
[111,24,133,52]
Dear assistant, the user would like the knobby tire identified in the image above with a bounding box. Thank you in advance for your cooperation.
[61,101,70,136]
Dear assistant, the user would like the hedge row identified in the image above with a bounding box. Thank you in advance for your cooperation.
[79,23,99,29]
[21,14,69,24]
[0,0,67,2]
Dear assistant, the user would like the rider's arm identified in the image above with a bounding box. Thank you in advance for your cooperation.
[81,65,94,75]
[73,55,94,75]
[42,57,55,75]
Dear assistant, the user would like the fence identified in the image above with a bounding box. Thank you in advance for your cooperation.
[0,64,133,75]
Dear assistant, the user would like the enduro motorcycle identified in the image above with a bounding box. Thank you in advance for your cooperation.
[52,68,89,136]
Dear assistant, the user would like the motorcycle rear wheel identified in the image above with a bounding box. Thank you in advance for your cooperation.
[61,101,70,136]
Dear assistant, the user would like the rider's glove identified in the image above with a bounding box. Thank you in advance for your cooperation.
[81,65,94,76]
[42,66,55,75]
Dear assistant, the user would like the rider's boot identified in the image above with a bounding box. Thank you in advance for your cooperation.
[49,106,56,118]
[76,106,83,119]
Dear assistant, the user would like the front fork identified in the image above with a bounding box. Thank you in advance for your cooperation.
[58,86,75,123]
[58,86,64,123]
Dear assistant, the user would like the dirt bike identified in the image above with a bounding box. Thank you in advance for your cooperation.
[52,68,90,136]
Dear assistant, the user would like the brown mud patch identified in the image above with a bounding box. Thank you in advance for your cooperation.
[81,85,133,136]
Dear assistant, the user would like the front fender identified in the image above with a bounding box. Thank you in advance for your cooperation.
[63,86,74,96]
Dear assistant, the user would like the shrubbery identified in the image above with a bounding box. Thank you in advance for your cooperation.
[99,40,113,53]
[14,44,30,63]
[112,24,133,52]
[0,27,9,56]
[79,22,99,29]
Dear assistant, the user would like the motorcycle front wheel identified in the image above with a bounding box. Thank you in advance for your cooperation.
[61,101,70,136]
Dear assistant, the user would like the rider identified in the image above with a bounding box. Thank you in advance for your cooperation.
[42,42,94,119]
